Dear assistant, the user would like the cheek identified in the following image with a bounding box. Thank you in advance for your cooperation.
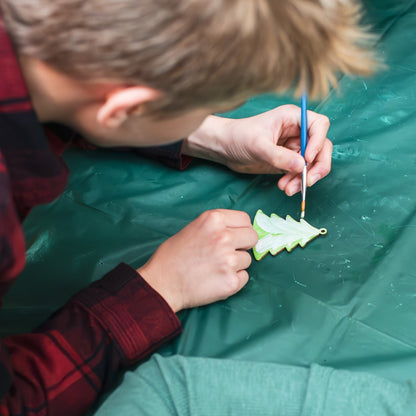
[157,115,208,140]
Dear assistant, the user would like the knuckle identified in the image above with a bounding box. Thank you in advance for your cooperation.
[240,211,251,226]
[216,229,232,246]
[223,252,238,269]
[224,274,241,295]
[200,209,224,229]
[320,115,330,128]
[321,163,331,176]
[239,270,250,286]
[319,169,330,179]
[284,104,298,112]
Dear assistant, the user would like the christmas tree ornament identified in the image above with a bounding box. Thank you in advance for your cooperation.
[252,210,327,261]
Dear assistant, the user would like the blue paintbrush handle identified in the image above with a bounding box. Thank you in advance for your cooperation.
[300,93,307,218]
[301,93,307,159]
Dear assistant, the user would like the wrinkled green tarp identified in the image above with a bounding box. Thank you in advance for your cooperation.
[94,354,416,416]
[1,0,416,413]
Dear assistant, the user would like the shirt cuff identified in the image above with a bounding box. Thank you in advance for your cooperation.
[72,263,182,365]
[133,140,193,170]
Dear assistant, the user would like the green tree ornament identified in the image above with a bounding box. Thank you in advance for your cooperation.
[252,210,327,260]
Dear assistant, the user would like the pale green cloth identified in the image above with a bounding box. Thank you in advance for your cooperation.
[94,354,416,415]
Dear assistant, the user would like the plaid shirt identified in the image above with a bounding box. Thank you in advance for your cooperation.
[0,17,183,416]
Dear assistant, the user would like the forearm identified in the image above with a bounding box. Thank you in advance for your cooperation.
[0,264,181,416]
[1,307,120,416]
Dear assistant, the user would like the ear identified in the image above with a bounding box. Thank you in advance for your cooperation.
[97,86,161,128]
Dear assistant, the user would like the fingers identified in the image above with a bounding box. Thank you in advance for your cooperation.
[305,112,331,164]
[277,137,332,196]
[221,258,251,298]
[257,139,305,173]
[274,105,330,161]
[196,210,255,301]
[252,107,330,181]
[278,172,301,196]
[228,227,258,251]
[199,208,253,229]
[198,209,258,245]
[237,250,253,271]
[202,209,256,272]
[269,106,332,195]
[234,270,250,293]
[306,139,333,186]
[269,105,331,166]
[139,208,258,312]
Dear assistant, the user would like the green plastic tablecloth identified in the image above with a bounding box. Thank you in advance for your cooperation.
[93,354,416,416]
[1,0,416,412]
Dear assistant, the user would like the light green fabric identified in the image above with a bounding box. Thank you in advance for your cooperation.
[94,354,416,416]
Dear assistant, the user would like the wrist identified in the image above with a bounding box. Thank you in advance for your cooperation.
[182,115,232,164]
[137,264,183,313]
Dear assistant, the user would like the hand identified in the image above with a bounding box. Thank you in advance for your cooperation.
[137,209,258,312]
[182,105,332,196]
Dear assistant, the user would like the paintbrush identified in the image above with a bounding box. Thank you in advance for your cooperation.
[300,93,307,219]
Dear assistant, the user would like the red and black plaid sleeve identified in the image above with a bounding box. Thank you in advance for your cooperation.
[1,265,181,416]
[0,15,182,416]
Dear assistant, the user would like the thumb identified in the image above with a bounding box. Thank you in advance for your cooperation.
[260,141,305,173]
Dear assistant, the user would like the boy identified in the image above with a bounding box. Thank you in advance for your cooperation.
[0,0,375,415]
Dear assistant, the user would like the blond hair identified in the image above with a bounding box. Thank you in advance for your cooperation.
[1,0,377,115]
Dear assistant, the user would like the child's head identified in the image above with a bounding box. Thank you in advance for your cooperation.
[1,0,377,146]
[2,0,376,111]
